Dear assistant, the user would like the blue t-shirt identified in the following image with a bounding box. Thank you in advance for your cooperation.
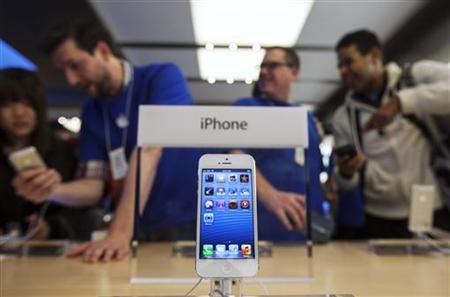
[233,97,324,241]
[79,63,201,230]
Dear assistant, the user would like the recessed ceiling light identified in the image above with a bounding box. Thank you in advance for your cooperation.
[252,44,261,51]
[205,43,214,50]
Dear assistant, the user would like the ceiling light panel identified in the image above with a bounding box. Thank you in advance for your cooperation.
[191,0,314,81]
[190,0,315,46]
[197,48,264,81]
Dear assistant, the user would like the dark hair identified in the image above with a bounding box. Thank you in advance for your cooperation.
[0,68,50,155]
[266,46,301,70]
[335,29,382,55]
[41,19,123,58]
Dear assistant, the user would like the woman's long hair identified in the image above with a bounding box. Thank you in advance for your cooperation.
[0,68,50,156]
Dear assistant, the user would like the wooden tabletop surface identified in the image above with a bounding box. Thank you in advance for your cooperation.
[1,241,449,297]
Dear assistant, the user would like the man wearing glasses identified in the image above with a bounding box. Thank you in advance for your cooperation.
[231,47,326,241]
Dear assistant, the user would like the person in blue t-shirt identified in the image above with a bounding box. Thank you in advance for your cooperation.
[232,47,325,241]
[13,20,201,262]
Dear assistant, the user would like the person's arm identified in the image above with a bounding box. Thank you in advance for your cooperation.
[230,149,306,231]
[364,61,450,131]
[12,168,104,207]
[67,147,162,262]
[50,179,104,207]
[398,60,450,115]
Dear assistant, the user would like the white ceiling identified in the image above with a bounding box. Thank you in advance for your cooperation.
[90,0,425,105]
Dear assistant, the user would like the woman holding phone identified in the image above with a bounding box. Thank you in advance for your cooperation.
[0,68,78,240]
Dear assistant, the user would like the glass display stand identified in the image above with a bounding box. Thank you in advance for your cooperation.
[128,106,319,296]
[129,239,313,296]
[369,238,450,255]
[130,240,313,285]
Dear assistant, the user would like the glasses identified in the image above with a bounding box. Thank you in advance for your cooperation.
[259,61,293,71]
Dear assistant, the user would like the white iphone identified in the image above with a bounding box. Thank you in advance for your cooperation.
[408,184,435,233]
[9,146,46,172]
[196,154,258,278]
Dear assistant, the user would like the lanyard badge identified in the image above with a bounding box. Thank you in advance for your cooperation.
[109,147,128,180]
[104,61,134,180]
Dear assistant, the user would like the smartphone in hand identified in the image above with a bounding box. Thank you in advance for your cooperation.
[9,146,46,172]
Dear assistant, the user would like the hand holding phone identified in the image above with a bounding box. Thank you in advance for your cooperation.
[9,146,46,172]
[10,149,62,204]
[12,167,62,204]
[336,146,366,178]
[196,154,258,278]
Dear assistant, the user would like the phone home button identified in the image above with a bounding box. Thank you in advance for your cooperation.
[222,263,232,274]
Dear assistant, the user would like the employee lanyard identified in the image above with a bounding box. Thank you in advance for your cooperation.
[102,61,134,154]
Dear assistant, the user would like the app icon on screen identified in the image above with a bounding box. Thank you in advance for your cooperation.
[204,200,214,209]
[228,244,239,255]
[229,200,238,209]
[229,174,237,182]
[204,213,214,224]
[241,244,252,256]
[204,187,214,196]
[240,188,250,196]
[228,188,237,195]
[203,244,213,257]
[217,174,226,183]
[215,200,226,210]
[240,199,250,209]
[216,187,226,196]
[240,174,249,183]
[216,244,226,255]
[205,174,214,183]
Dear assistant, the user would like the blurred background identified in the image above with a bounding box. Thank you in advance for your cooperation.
[1,0,449,131]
